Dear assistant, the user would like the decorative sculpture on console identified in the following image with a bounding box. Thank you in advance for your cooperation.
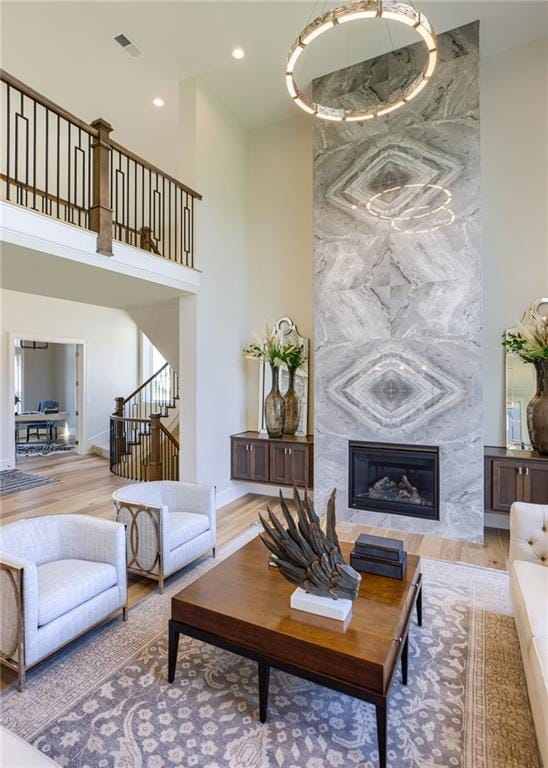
[259,487,361,600]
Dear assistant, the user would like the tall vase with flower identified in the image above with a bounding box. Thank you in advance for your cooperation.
[282,343,307,435]
[244,326,286,438]
[503,316,548,454]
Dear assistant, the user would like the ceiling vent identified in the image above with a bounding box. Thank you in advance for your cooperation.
[113,33,143,58]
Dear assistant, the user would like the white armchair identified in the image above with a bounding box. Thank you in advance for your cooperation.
[113,480,216,593]
[509,502,548,767]
[0,514,127,690]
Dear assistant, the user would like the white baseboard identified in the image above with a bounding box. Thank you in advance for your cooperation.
[484,512,510,530]
[216,482,313,510]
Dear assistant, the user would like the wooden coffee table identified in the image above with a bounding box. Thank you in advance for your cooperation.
[169,538,422,768]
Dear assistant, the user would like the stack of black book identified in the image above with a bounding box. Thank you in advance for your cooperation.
[350,534,407,580]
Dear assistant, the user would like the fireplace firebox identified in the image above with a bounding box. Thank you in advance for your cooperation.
[348,441,439,520]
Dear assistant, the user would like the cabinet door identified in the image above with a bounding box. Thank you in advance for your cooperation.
[492,460,523,512]
[250,441,269,482]
[270,444,291,485]
[231,440,251,480]
[523,463,548,504]
[291,444,310,488]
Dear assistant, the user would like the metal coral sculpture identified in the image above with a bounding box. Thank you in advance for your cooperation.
[259,488,361,600]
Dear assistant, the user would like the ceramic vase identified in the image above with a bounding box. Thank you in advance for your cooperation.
[265,364,285,438]
[283,367,300,435]
[527,359,548,455]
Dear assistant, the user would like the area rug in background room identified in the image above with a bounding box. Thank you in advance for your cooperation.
[0,529,540,768]
[0,469,59,496]
[15,443,76,458]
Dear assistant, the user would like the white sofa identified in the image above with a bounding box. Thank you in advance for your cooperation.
[0,514,127,690]
[509,502,548,767]
[113,480,216,592]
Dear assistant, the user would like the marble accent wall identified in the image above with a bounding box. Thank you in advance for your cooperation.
[314,23,483,542]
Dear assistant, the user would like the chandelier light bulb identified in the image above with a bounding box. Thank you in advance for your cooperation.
[285,0,438,121]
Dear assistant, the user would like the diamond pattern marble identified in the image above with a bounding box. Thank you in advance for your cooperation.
[330,347,465,430]
[314,23,483,542]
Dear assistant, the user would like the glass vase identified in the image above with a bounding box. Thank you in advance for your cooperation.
[283,367,300,435]
[527,359,548,455]
[265,364,285,438]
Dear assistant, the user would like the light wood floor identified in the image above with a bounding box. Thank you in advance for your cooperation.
[1,453,509,688]
[3,453,510,581]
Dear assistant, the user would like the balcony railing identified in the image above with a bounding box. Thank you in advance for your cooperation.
[0,69,201,267]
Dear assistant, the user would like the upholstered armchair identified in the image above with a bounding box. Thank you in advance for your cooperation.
[113,481,216,592]
[0,515,127,690]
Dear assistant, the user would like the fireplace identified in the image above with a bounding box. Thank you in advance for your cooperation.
[348,441,439,520]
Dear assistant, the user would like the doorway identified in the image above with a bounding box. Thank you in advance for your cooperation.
[12,336,85,464]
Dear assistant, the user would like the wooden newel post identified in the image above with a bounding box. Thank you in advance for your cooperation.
[113,397,126,457]
[90,118,113,256]
[149,414,162,481]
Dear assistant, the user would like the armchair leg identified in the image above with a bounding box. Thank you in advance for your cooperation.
[212,546,216,558]
[18,666,26,692]
[122,604,128,622]
[158,574,164,594]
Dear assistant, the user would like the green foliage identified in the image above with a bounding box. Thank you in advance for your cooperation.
[244,326,308,369]
[502,318,548,364]
[244,326,286,367]
[283,343,306,371]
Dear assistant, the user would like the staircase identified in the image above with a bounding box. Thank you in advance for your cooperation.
[110,363,180,481]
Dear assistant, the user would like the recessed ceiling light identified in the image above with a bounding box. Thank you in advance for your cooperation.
[152,97,165,108]
[232,48,245,60]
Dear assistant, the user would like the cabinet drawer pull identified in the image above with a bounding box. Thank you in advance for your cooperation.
[525,466,529,476]
[518,466,523,475]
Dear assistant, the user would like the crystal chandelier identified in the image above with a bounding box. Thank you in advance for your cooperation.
[286,0,437,121]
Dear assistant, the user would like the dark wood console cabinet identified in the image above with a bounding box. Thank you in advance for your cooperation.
[231,432,313,488]
[485,446,548,514]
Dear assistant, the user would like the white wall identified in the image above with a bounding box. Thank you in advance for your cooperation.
[246,115,314,432]
[179,79,249,497]
[0,290,139,464]
[482,37,548,445]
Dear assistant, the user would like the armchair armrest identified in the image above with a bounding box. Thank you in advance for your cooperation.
[0,553,37,676]
[509,502,548,566]
[114,501,168,579]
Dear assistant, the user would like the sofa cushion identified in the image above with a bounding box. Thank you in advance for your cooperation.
[37,559,118,627]
[526,637,548,766]
[511,560,548,650]
[169,512,209,551]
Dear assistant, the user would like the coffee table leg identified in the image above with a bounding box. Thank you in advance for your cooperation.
[168,620,180,683]
[258,662,270,723]
[416,583,423,627]
[375,700,387,768]
[401,634,408,686]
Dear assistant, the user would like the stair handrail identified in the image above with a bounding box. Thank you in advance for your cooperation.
[123,362,170,405]
[159,421,180,449]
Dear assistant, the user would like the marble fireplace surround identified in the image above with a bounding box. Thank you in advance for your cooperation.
[313,22,483,542]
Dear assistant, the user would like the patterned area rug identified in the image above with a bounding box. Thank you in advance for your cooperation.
[15,443,76,458]
[0,529,540,768]
[0,469,59,496]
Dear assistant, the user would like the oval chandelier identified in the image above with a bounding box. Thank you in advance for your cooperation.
[286,0,437,121]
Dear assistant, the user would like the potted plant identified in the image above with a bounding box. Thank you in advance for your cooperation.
[244,326,286,438]
[503,316,548,454]
[282,343,307,435]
